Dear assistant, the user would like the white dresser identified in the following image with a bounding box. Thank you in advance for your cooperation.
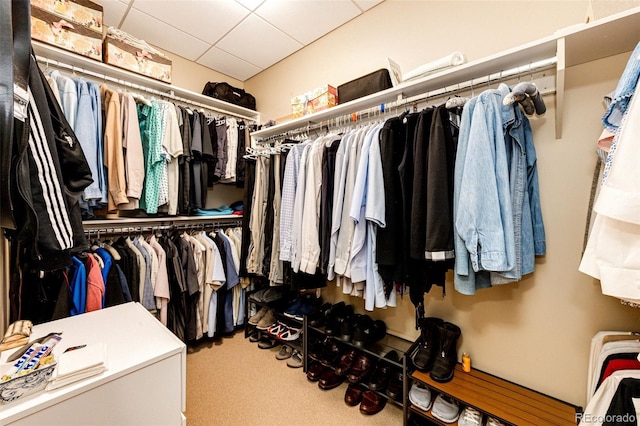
[0,302,186,425]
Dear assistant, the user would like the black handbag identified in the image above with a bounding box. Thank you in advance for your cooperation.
[337,69,393,105]
[202,82,257,111]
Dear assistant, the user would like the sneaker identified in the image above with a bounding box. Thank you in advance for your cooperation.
[267,322,288,336]
[286,350,304,368]
[486,417,506,426]
[279,327,301,341]
[248,306,269,325]
[431,394,460,423]
[276,345,293,360]
[294,295,321,321]
[284,297,304,318]
[408,382,433,411]
[458,406,483,426]
[256,310,276,330]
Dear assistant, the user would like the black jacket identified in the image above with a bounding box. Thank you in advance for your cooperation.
[9,53,92,271]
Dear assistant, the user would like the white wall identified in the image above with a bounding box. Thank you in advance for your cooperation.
[242,0,640,408]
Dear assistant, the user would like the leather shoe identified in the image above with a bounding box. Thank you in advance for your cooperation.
[306,362,326,382]
[347,354,374,384]
[344,383,365,406]
[359,390,387,415]
[257,337,278,349]
[368,361,392,392]
[318,370,345,390]
[334,348,358,376]
[319,341,343,368]
[386,370,403,401]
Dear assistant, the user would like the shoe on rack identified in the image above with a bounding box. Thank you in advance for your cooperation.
[319,341,343,368]
[458,406,483,426]
[411,317,443,372]
[307,362,326,382]
[267,322,288,336]
[309,302,333,328]
[249,288,269,303]
[386,370,404,401]
[256,310,277,330]
[431,394,460,424]
[368,360,392,392]
[353,316,386,347]
[318,369,345,390]
[248,306,269,325]
[284,297,305,318]
[279,327,301,342]
[261,287,284,304]
[359,390,387,415]
[275,345,293,361]
[408,382,433,412]
[486,416,507,426]
[294,294,321,321]
[286,350,304,368]
[347,354,374,384]
[334,348,359,376]
[257,337,278,350]
[344,383,365,406]
[308,337,332,363]
[325,302,347,336]
[429,322,461,383]
[248,330,261,342]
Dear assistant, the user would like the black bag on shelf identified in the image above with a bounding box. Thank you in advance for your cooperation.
[337,69,393,104]
[202,82,257,111]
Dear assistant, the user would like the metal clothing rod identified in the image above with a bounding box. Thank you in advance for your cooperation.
[83,219,242,237]
[36,55,257,123]
[257,56,557,143]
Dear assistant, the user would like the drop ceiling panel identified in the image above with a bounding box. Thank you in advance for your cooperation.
[91,0,383,81]
[256,0,361,45]
[98,0,130,28]
[353,0,383,12]
[197,47,263,81]
[120,8,211,60]
[216,14,303,69]
[131,0,250,44]
[236,0,265,12]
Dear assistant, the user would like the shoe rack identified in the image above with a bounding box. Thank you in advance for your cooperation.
[305,318,413,413]
[245,290,305,367]
[407,348,582,425]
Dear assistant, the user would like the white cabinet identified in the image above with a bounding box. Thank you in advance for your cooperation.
[0,302,186,426]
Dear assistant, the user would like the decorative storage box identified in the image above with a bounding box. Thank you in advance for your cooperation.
[30,0,103,61]
[0,362,57,404]
[291,85,337,118]
[103,33,173,83]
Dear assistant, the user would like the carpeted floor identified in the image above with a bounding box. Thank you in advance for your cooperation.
[185,331,403,425]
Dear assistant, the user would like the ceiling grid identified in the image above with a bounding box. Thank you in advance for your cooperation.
[94,0,384,81]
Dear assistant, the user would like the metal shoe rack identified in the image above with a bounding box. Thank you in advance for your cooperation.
[305,317,413,416]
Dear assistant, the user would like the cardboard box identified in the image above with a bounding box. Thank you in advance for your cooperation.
[30,0,103,61]
[291,85,337,118]
[103,35,173,83]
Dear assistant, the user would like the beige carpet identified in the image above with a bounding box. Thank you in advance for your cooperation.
[185,331,403,425]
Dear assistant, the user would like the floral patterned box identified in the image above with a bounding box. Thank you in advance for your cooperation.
[103,35,173,84]
[30,0,103,61]
[291,85,338,118]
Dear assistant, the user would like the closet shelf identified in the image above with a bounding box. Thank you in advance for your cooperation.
[250,6,640,141]
[33,41,261,122]
[82,215,243,230]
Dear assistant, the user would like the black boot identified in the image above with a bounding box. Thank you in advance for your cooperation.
[411,317,443,372]
[429,322,461,383]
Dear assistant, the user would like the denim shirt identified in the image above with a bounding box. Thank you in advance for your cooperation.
[453,84,545,295]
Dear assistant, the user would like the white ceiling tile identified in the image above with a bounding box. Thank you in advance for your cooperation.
[131,0,250,44]
[197,47,263,81]
[352,0,383,12]
[235,0,264,12]
[92,0,130,28]
[120,8,210,60]
[216,14,302,69]
[256,0,361,45]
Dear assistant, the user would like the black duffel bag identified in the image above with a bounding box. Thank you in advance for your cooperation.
[202,82,256,111]
[337,69,392,104]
